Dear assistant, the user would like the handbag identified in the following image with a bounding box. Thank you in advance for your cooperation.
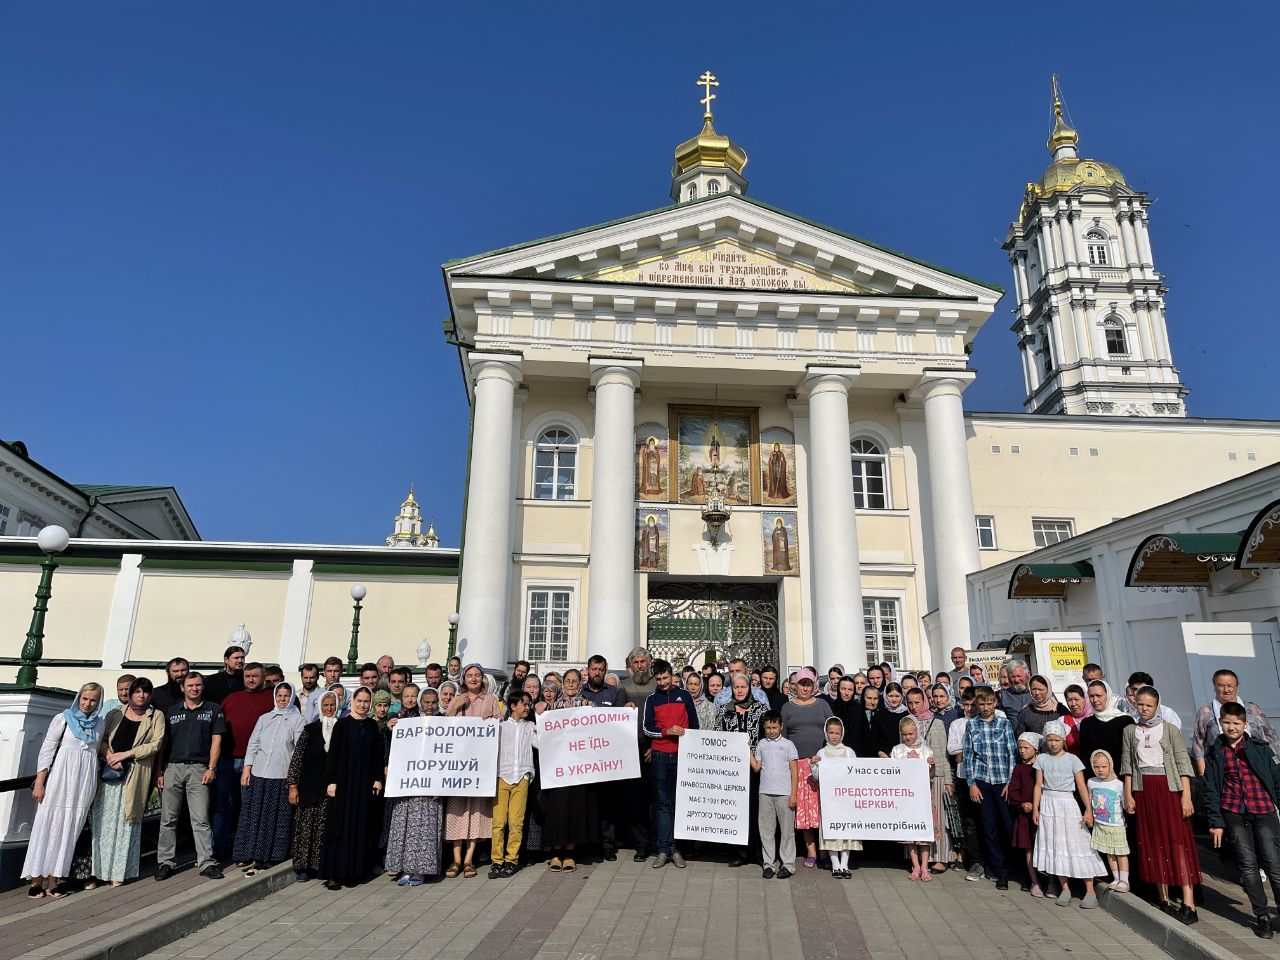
[101,758,132,783]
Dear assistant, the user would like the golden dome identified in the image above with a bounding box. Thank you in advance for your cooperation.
[401,486,418,509]
[1021,76,1127,217]
[673,115,748,176]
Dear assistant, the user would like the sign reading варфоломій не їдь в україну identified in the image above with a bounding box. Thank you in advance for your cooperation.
[817,757,933,841]
[674,729,750,844]
[385,716,498,797]
[535,705,641,789]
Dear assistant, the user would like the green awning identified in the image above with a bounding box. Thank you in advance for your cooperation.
[1008,561,1095,600]
[1238,499,1280,569]
[1125,532,1243,588]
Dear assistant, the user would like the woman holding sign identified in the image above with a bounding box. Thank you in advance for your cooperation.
[714,673,767,866]
[319,687,384,890]
[444,664,501,879]
[541,669,599,872]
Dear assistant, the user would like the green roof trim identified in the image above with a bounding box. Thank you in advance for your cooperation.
[1008,560,1095,600]
[76,484,169,497]
[443,193,1004,294]
[1125,532,1244,588]
[1024,562,1095,579]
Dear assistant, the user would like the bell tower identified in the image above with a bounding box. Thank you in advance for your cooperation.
[1003,77,1188,417]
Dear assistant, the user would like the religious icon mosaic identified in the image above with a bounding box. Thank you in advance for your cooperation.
[635,508,669,573]
[670,405,758,506]
[634,422,669,502]
[761,511,799,577]
[759,426,797,507]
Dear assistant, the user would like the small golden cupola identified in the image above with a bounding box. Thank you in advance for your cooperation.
[1046,75,1080,161]
[670,70,749,203]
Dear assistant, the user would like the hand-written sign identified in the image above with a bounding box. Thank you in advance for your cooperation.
[385,716,498,798]
[536,706,640,789]
[817,757,933,841]
[675,729,750,844]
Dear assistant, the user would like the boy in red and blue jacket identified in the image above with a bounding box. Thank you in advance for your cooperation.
[642,658,698,868]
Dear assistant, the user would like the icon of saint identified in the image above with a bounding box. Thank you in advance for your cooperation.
[770,516,791,572]
[683,466,706,499]
[709,435,721,469]
[638,436,663,496]
[764,441,790,501]
[637,514,661,569]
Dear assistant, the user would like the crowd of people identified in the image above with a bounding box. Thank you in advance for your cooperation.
[19,643,1280,938]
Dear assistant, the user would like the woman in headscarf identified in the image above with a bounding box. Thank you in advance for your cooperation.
[781,668,832,868]
[906,687,955,874]
[444,664,501,878]
[91,677,164,887]
[445,656,463,684]
[327,682,348,718]
[383,683,443,886]
[871,682,908,758]
[287,689,338,881]
[1014,675,1070,737]
[714,672,768,867]
[419,686,440,717]
[234,681,305,875]
[758,666,784,713]
[521,674,542,708]
[541,669,598,872]
[829,676,872,758]
[437,681,458,714]
[860,685,882,728]
[23,682,104,898]
[319,687,384,890]
[1077,680,1133,771]
[1062,683,1091,757]
[685,672,717,732]
[705,672,725,702]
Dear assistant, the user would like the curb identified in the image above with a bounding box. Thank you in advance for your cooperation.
[1098,885,1240,960]
[63,863,295,960]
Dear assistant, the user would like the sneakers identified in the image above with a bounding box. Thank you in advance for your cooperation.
[1256,914,1275,939]
[651,853,671,869]
[155,865,174,882]
[671,852,686,869]
[397,873,413,886]
[1056,888,1072,907]
[1081,893,1098,909]
[966,863,985,882]
[1111,881,1130,893]
[762,866,775,879]
[995,877,1009,891]
[777,866,794,880]
[487,864,502,880]
[199,864,224,880]
[499,864,517,878]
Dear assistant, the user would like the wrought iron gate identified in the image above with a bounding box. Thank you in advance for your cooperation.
[645,583,780,668]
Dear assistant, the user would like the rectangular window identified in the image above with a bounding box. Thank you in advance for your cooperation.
[1032,518,1075,547]
[975,515,997,550]
[1089,447,1100,458]
[863,598,900,667]
[990,445,1001,454]
[0,503,9,535]
[1068,447,1079,457]
[525,589,572,662]
[1248,452,1257,461]
[1228,452,1238,462]
[1010,445,1021,454]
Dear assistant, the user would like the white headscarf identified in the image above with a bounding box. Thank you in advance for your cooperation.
[318,691,339,751]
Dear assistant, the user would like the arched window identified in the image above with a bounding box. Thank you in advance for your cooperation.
[1103,318,1128,356]
[850,438,889,509]
[708,179,721,195]
[1085,230,1109,266]
[687,183,698,201]
[533,428,577,500]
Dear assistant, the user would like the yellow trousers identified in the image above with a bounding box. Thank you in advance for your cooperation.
[491,777,529,865]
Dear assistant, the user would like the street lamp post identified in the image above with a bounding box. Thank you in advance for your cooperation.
[16,525,72,688]
[346,584,367,675]
[446,611,460,661]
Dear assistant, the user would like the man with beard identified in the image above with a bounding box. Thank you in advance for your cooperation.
[619,646,656,861]
[581,654,628,860]
[203,646,246,704]
[151,657,190,713]
[423,662,444,690]
[998,660,1033,716]
[502,660,531,700]
[306,657,343,722]
[213,662,271,861]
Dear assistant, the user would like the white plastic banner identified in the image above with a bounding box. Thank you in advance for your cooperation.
[817,756,933,841]
[385,716,499,798]
[674,730,751,844]
[536,706,640,789]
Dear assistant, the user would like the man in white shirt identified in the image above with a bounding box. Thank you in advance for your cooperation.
[490,692,537,878]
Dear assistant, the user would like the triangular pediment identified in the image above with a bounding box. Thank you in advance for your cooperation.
[446,194,1003,303]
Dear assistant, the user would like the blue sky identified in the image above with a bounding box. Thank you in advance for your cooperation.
[3,2,1276,545]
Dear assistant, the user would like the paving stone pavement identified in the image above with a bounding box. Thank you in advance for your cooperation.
[136,859,1181,960]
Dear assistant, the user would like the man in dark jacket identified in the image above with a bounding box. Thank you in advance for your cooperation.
[1205,700,1280,939]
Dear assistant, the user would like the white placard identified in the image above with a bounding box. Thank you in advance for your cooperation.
[385,716,499,798]
[536,706,640,789]
[818,757,933,841]
[1032,631,1097,696]
[674,730,750,844]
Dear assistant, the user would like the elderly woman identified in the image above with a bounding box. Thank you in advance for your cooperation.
[23,682,104,898]
[1014,675,1070,737]
[714,673,768,866]
[705,673,724,702]
[92,678,164,887]
[781,668,833,868]
[234,682,305,874]
[444,664,501,878]
[685,672,717,732]
[319,687,384,890]
[538,678,561,715]
[542,669,598,872]
[287,689,338,881]
[437,681,458,714]
[906,687,955,875]
[383,684,443,886]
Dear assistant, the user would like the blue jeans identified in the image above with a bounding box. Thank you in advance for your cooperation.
[211,757,243,860]
[650,751,678,855]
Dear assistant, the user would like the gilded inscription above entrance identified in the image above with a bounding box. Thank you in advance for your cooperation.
[580,239,865,293]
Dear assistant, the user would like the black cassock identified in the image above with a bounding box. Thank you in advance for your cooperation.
[319,715,383,884]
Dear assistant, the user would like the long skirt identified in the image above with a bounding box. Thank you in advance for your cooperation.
[795,759,820,830]
[1133,780,1201,886]
[292,800,328,873]
[542,785,599,848]
[1033,792,1104,878]
[927,777,952,863]
[383,796,443,876]
[91,780,141,883]
[232,777,294,865]
[444,795,493,841]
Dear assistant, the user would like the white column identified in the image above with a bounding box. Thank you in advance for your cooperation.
[1070,299,1091,361]
[1136,212,1156,276]
[787,397,815,664]
[1118,210,1139,268]
[456,352,522,672]
[912,371,980,659]
[586,359,643,667]
[1014,252,1032,315]
[802,366,862,671]
[1133,301,1155,361]
[1037,218,1057,275]
[279,559,315,671]
[1057,211,1079,278]
[100,553,143,669]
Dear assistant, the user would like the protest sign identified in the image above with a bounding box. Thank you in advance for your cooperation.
[674,729,750,844]
[536,706,640,789]
[385,716,499,798]
[818,756,933,841]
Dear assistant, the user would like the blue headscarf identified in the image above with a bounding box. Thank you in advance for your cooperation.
[62,682,104,745]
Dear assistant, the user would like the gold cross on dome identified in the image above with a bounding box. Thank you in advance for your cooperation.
[698,70,719,119]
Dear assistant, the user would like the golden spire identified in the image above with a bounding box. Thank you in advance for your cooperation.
[401,485,418,508]
[673,69,747,176]
[1046,74,1080,156]
[698,70,719,120]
